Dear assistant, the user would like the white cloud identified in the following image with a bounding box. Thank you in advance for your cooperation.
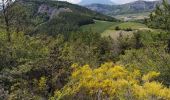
[59,0,81,4]
[0,0,158,4]
[59,0,157,4]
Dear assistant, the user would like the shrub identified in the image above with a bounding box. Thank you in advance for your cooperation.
[50,62,170,100]
[115,26,121,30]
[125,27,133,31]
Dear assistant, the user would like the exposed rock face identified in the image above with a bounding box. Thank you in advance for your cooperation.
[38,4,72,19]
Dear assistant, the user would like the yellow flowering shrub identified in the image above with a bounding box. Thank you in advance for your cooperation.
[142,71,160,82]
[50,62,170,100]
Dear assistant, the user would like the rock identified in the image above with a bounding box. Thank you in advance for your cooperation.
[38,4,72,19]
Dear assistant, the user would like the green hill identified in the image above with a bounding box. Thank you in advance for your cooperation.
[1,0,117,36]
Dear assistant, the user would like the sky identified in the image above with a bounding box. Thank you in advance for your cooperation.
[59,0,157,4]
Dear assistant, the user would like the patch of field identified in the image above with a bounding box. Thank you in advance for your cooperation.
[81,20,151,41]
[117,22,147,30]
[80,20,118,33]
[102,22,149,40]
[114,12,150,21]
[102,30,134,40]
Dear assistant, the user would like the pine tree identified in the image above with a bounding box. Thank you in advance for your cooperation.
[147,0,170,31]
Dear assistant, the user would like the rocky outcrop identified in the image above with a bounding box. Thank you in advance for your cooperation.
[38,4,72,19]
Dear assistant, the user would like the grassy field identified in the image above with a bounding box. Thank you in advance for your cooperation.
[114,12,150,21]
[102,22,149,40]
[80,20,118,33]
[116,22,147,29]
[81,20,150,40]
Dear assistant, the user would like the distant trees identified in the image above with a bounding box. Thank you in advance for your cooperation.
[115,26,132,31]
[115,26,121,30]
[147,0,170,31]
[147,0,170,52]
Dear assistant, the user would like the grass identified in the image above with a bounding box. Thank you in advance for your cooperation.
[102,29,134,40]
[116,22,147,30]
[80,20,118,33]
[81,20,150,41]
[102,22,148,40]
[116,12,150,17]
[115,12,150,21]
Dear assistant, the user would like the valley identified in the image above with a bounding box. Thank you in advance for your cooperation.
[0,0,170,99]
[85,0,170,20]
[81,20,150,40]
[114,12,150,21]
[80,20,117,33]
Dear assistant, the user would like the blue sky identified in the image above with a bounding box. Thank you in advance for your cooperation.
[59,0,157,4]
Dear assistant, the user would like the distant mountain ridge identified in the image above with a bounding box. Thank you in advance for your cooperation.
[85,0,169,16]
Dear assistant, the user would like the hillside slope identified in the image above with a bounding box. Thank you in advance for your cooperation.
[1,0,117,36]
[85,0,162,16]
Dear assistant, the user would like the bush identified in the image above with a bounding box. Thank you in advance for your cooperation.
[115,26,121,30]
[125,27,132,31]
[50,62,170,100]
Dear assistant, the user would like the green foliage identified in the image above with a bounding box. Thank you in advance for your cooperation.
[81,20,117,33]
[38,76,48,91]
[119,45,170,85]
[117,29,170,85]
[67,32,119,67]
[115,26,133,31]
[3,0,117,36]
[147,0,170,31]
[124,27,133,31]
[115,26,121,30]
[117,22,147,30]
[1,0,170,99]
[0,32,51,99]
[35,12,94,36]
[0,32,49,70]
[0,28,121,99]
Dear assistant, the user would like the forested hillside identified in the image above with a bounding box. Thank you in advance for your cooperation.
[0,0,116,36]
[0,0,170,100]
